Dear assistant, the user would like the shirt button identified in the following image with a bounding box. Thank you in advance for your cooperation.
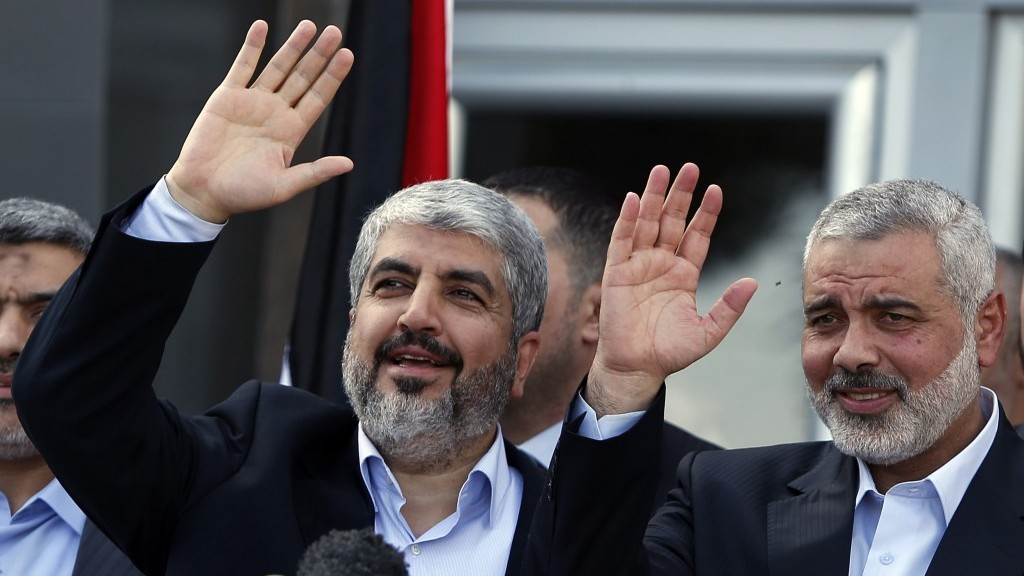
[411,544,421,556]
[880,552,894,565]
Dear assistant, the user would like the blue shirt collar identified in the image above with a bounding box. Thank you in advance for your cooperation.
[356,423,513,529]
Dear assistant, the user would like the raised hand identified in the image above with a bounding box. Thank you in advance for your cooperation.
[585,164,758,417]
[166,20,355,223]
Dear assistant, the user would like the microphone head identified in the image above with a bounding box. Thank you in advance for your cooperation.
[296,528,408,576]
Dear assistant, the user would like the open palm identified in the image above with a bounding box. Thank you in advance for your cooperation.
[166,20,355,223]
[587,164,758,416]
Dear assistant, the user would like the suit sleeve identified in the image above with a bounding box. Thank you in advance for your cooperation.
[524,385,695,575]
[13,187,251,574]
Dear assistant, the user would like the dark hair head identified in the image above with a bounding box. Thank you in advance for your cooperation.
[483,166,620,292]
[0,197,94,255]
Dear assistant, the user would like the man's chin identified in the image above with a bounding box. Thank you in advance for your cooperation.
[393,377,432,395]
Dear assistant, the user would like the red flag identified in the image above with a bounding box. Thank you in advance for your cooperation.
[288,0,450,401]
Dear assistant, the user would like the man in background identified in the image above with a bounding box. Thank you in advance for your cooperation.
[484,167,717,510]
[981,247,1024,436]
[0,198,140,576]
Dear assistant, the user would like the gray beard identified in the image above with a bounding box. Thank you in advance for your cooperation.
[341,337,517,473]
[0,401,39,461]
[808,334,979,466]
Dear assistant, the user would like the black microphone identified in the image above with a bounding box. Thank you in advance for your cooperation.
[296,528,408,576]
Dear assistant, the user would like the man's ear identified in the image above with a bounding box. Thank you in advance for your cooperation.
[348,308,356,323]
[976,291,1006,368]
[581,283,602,345]
[511,331,541,399]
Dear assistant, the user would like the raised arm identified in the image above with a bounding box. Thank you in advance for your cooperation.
[585,163,758,417]
[166,19,354,223]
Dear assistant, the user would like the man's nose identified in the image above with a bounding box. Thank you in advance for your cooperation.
[0,308,27,362]
[832,319,880,374]
[397,285,441,334]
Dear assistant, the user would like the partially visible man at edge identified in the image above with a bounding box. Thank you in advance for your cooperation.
[484,166,718,512]
[0,198,140,576]
[982,246,1024,437]
[523,167,1024,575]
[12,20,547,576]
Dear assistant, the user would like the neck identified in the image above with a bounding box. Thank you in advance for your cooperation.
[500,374,582,444]
[388,426,497,537]
[0,455,54,515]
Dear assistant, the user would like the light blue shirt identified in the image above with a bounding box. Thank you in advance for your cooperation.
[517,422,561,466]
[0,478,85,576]
[358,426,523,576]
[849,387,999,576]
[127,180,526,575]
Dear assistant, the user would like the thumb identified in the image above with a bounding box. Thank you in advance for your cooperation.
[276,156,355,199]
[702,277,758,348]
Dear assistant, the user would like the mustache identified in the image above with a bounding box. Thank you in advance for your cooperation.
[373,330,463,371]
[824,369,909,400]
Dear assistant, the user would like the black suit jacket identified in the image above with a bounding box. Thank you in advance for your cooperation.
[652,422,718,515]
[529,388,1024,575]
[14,191,546,576]
[72,521,142,576]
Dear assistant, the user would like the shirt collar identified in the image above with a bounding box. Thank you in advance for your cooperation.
[32,478,87,535]
[356,423,513,527]
[854,387,1000,525]
[516,422,561,466]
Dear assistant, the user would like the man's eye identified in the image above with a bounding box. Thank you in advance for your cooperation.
[373,279,408,293]
[451,288,481,302]
[809,314,837,327]
[29,304,50,321]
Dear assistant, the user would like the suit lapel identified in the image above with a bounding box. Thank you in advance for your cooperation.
[71,521,142,576]
[927,415,1024,575]
[292,417,375,547]
[505,440,547,576]
[767,445,858,576]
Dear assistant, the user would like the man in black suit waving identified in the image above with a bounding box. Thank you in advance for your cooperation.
[526,165,1023,575]
[14,20,546,576]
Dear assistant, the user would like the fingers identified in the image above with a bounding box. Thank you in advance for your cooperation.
[606,192,641,268]
[251,20,319,92]
[676,184,723,274]
[631,165,671,251]
[277,24,345,106]
[655,163,699,250]
[223,20,270,89]
[295,47,354,126]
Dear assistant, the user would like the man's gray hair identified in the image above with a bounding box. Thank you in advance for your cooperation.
[349,179,548,342]
[0,197,94,255]
[804,179,994,324]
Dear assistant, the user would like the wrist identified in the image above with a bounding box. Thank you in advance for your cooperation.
[165,170,229,224]
[584,365,661,418]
